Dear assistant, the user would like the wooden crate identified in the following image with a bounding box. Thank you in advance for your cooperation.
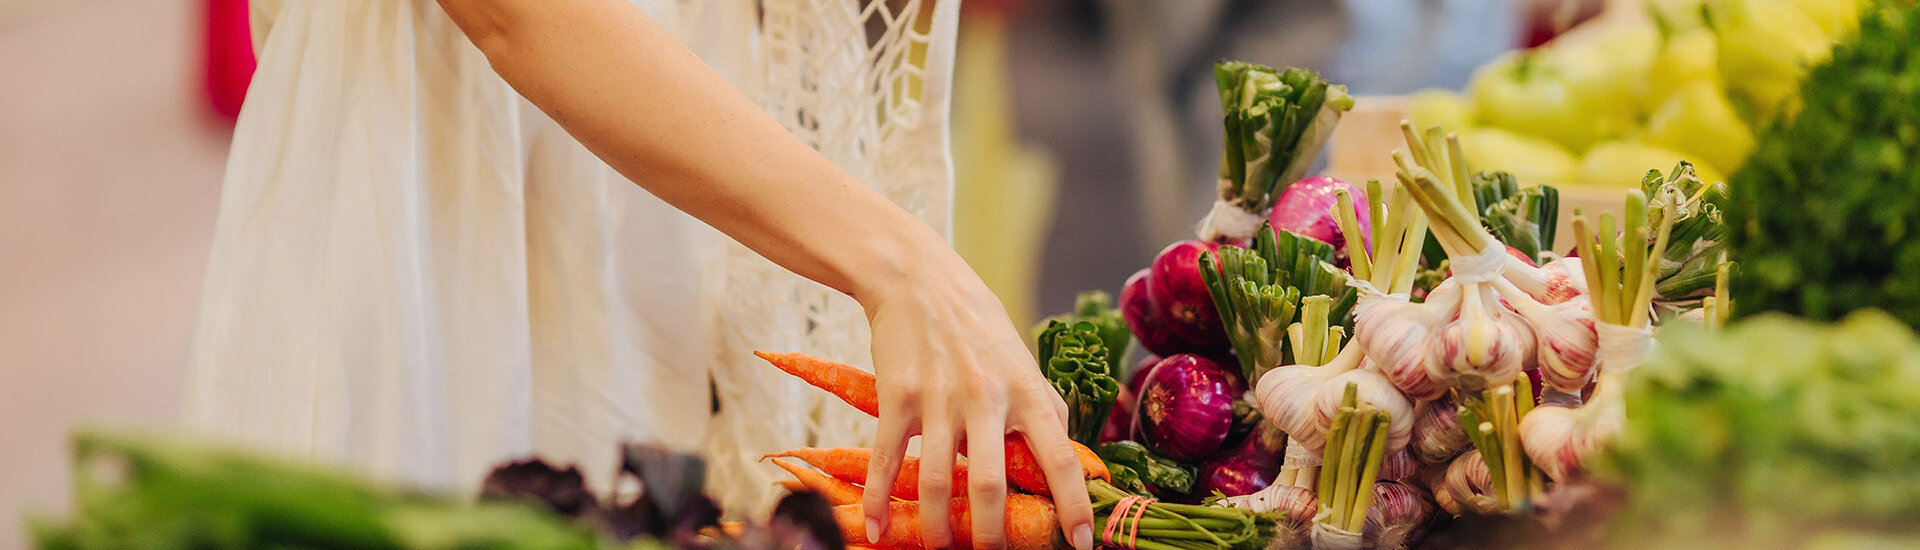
[1325,95,1629,256]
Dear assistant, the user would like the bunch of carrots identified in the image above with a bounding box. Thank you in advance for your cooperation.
[754,352,1276,550]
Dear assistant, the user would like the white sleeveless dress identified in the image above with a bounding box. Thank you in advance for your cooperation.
[185,0,959,513]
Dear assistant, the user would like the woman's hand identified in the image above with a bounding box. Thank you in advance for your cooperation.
[858,254,1095,550]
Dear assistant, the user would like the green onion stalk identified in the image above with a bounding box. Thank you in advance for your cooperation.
[1036,321,1122,447]
[1200,62,1355,242]
[1638,162,1732,315]
[1311,383,1392,543]
[1032,290,1133,376]
[1087,479,1278,550]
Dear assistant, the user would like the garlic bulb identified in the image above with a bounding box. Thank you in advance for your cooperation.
[1314,367,1415,454]
[1491,277,1599,393]
[1424,280,1529,391]
[1378,449,1417,481]
[1440,450,1500,516]
[1254,346,1362,452]
[1365,481,1435,550]
[1355,296,1454,401]
[1410,395,1471,464]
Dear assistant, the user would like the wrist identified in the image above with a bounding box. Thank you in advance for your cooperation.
[847,218,956,311]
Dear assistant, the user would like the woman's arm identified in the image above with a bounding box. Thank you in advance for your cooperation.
[433,2,1095,549]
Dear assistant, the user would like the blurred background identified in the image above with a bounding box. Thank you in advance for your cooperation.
[0,0,1583,546]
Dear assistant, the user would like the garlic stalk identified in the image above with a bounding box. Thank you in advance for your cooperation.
[1312,383,1392,548]
[1458,380,1546,511]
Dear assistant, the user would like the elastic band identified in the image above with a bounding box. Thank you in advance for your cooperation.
[1197,199,1268,242]
[1596,322,1655,376]
[1101,495,1155,549]
[1449,243,1510,284]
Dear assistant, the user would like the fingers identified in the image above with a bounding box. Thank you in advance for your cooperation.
[862,406,912,545]
[1017,403,1096,550]
[917,416,959,549]
[965,403,1010,549]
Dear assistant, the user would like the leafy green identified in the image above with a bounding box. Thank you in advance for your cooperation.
[1213,62,1355,217]
[1727,2,1920,328]
[1597,311,1920,548]
[1032,290,1131,375]
[1037,320,1121,446]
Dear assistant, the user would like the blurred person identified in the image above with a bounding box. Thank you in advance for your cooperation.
[183,1,1097,548]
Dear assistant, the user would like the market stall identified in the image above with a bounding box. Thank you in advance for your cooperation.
[31,0,1920,549]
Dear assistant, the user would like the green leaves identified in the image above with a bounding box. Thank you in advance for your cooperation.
[1214,62,1354,215]
[1037,320,1122,447]
[1727,1,1920,328]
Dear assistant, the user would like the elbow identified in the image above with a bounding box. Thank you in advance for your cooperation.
[435,0,520,58]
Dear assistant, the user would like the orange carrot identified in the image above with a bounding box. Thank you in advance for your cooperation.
[765,448,967,501]
[832,494,1061,550]
[770,459,865,506]
[777,479,806,492]
[756,352,1111,491]
[755,351,879,416]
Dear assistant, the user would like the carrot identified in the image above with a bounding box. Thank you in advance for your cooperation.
[1001,435,1111,495]
[777,479,806,492]
[770,459,865,506]
[756,352,1112,491]
[832,494,1061,550]
[755,351,879,416]
[765,448,967,501]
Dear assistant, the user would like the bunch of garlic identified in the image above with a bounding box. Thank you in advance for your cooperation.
[1521,192,1675,482]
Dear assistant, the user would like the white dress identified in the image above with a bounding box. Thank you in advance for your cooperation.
[184,0,960,513]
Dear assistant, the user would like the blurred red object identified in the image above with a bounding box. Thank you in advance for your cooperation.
[204,0,255,121]
[963,0,1026,19]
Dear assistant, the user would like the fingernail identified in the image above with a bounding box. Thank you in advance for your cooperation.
[866,517,881,544]
[1073,523,1093,550]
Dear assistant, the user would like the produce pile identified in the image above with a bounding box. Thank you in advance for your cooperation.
[1408,0,1868,188]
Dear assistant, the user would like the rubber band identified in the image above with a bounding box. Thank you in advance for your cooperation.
[1196,199,1268,242]
[1449,242,1509,284]
[1101,495,1155,549]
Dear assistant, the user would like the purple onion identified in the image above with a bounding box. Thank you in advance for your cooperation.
[1190,427,1283,499]
[1131,354,1245,462]
[1269,176,1373,266]
[1122,269,1193,356]
[1146,240,1229,351]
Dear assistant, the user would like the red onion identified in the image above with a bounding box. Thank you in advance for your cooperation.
[1131,354,1246,462]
